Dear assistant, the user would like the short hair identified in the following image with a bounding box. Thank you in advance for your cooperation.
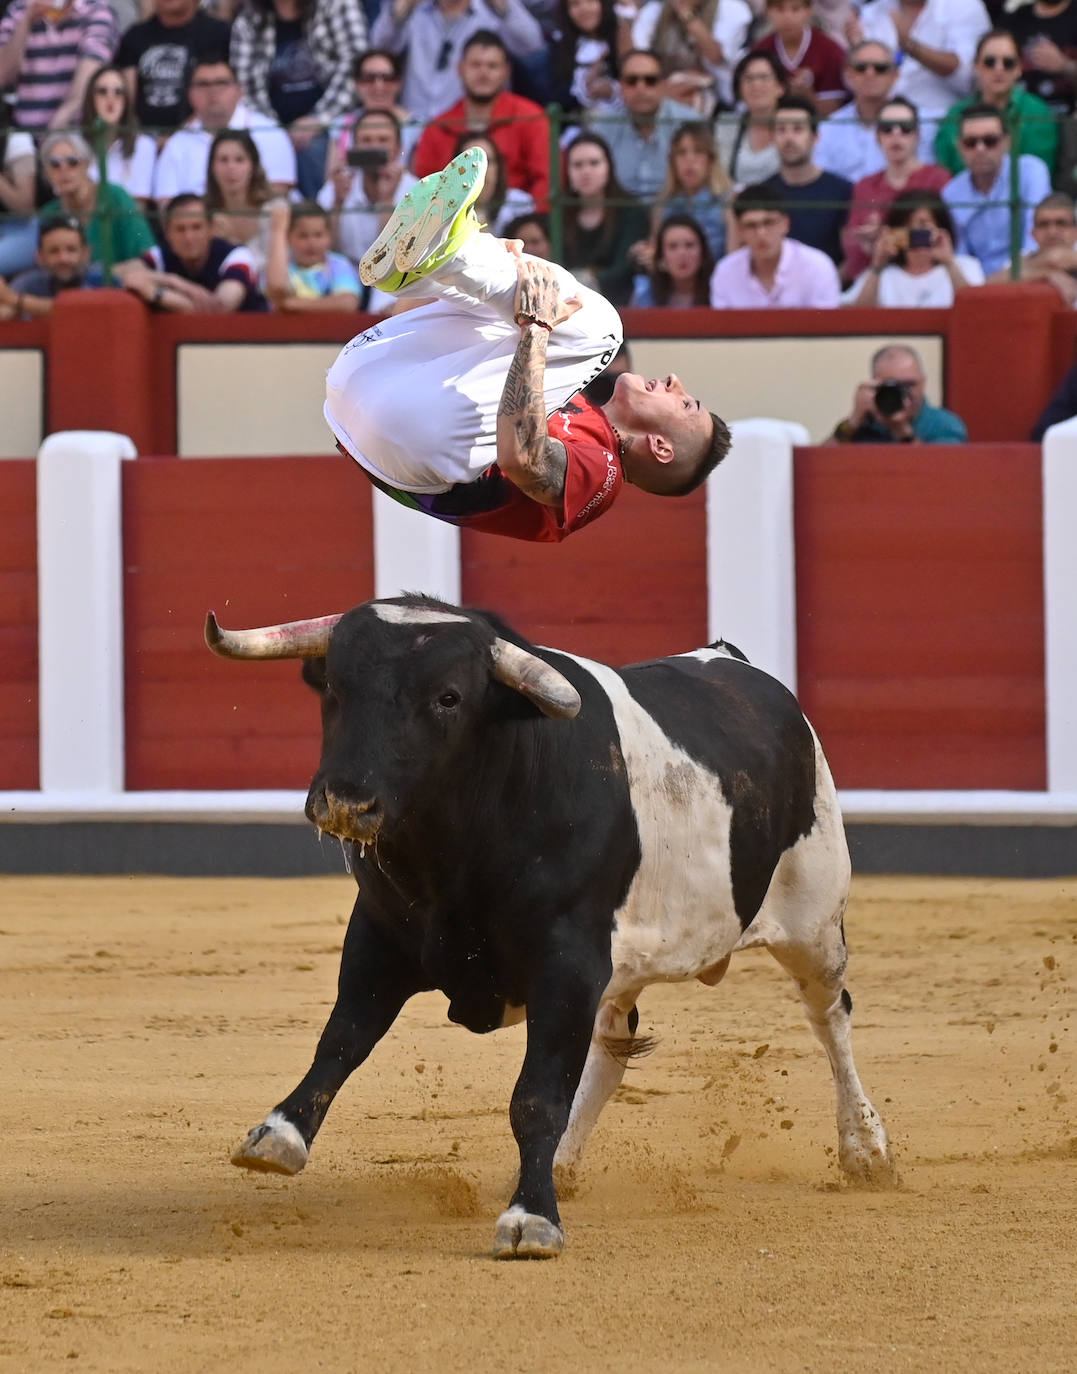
[877,95,919,125]
[775,92,818,132]
[975,27,1020,62]
[289,200,329,230]
[40,131,92,165]
[38,214,86,244]
[163,192,208,223]
[354,47,401,80]
[620,47,663,70]
[846,38,895,65]
[871,343,924,377]
[353,106,402,140]
[732,182,787,218]
[732,49,786,101]
[461,28,508,58]
[671,413,732,496]
[959,102,1008,135]
[1035,191,1077,222]
[190,53,235,82]
[503,210,549,240]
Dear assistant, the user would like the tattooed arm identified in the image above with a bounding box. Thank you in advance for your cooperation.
[496,257,581,507]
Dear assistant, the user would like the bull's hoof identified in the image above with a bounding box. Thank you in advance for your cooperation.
[839,1129,898,1189]
[493,1206,564,1260]
[230,1112,309,1176]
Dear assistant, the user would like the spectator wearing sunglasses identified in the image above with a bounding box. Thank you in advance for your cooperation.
[0,0,116,131]
[934,30,1059,179]
[589,49,700,199]
[941,103,1052,276]
[413,31,550,206]
[816,40,898,184]
[986,191,1077,305]
[328,50,420,176]
[37,132,155,280]
[370,0,545,124]
[854,0,990,144]
[841,96,950,280]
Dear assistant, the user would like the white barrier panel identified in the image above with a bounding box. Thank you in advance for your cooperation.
[36,431,136,792]
[705,418,805,692]
[372,488,461,604]
[1043,418,1077,791]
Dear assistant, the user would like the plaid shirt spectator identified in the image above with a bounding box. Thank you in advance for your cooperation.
[229,0,369,128]
[0,0,116,130]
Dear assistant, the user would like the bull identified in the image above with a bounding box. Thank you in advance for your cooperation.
[207,595,895,1258]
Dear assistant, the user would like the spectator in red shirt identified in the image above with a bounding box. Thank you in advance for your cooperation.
[413,31,550,207]
[752,0,848,116]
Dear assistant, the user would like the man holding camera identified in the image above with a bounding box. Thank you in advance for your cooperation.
[828,343,967,443]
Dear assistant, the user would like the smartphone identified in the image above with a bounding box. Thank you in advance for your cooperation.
[346,146,390,170]
[908,227,934,249]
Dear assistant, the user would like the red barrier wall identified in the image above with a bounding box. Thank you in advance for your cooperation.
[121,457,375,789]
[0,461,38,789]
[794,444,1045,790]
[461,484,708,664]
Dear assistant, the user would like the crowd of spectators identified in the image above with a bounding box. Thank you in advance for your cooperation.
[2,0,1077,382]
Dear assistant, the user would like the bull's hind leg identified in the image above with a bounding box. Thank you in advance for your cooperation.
[232,895,426,1176]
[764,909,896,1187]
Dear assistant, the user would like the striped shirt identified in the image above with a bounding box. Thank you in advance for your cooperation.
[0,0,116,129]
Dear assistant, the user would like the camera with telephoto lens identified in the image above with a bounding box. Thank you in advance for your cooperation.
[874,380,912,416]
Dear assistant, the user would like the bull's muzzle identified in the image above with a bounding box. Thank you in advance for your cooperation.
[306,785,383,843]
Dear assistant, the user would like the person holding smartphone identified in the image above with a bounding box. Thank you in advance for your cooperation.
[842,187,983,306]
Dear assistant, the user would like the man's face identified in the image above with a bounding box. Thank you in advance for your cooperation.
[773,109,816,169]
[959,115,1008,181]
[767,0,811,44]
[975,36,1021,105]
[605,373,712,492]
[872,352,926,419]
[37,228,87,285]
[620,56,664,116]
[156,0,198,21]
[737,208,789,262]
[876,101,919,164]
[845,43,896,107]
[165,207,212,265]
[353,114,400,161]
[188,64,240,130]
[1033,205,1077,251]
[459,44,509,102]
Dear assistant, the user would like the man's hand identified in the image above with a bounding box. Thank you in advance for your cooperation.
[849,380,878,431]
[511,255,581,331]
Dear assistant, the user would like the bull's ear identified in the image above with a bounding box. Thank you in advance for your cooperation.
[301,656,328,692]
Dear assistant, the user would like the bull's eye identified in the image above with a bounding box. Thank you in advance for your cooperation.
[437,690,461,710]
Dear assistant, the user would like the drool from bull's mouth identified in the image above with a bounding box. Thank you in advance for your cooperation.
[209,594,897,1259]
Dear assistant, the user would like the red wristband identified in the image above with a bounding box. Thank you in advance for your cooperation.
[515,313,553,331]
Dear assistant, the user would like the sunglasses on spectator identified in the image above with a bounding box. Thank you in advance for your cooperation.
[877,118,917,134]
[980,55,1019,70]
[436,40,453,71]
[852,61,893,74]
[961,132,1003,149]
[47,155,83,168]
[623,73,661,86]
[359,70,396,83]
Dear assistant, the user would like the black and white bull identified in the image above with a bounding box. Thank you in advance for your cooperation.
[206,595,895,1258]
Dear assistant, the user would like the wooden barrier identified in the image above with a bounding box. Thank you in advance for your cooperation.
[0,460,38,789]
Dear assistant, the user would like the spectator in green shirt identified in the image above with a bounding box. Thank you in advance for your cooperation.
[828,344,968,445]
[38,131,155,279]
[934,29,1058,179]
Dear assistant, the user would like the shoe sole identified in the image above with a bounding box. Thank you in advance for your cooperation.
[394,148,487,274]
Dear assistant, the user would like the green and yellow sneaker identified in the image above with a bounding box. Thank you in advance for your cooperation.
[357,148,488,292]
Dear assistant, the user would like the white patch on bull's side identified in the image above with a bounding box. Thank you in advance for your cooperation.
[373,604,469,627]
[566,657,746,1000]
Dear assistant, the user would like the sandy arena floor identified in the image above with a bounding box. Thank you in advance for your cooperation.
[1,873,1075,1373]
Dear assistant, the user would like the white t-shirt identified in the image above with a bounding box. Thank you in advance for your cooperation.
[88,133,158,200]
[153,99,297,200]
[315,168,418,266]
[632,0,753,109]
[843,254,985,307]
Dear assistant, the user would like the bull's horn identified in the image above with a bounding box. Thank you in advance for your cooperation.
[491,639,581,720]
[205,611,344,659]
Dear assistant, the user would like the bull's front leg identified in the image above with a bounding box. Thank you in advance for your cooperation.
[494,942,608,1260]
[232,894,427,1176]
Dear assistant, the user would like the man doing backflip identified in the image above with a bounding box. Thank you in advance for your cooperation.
[325,149,730,542]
